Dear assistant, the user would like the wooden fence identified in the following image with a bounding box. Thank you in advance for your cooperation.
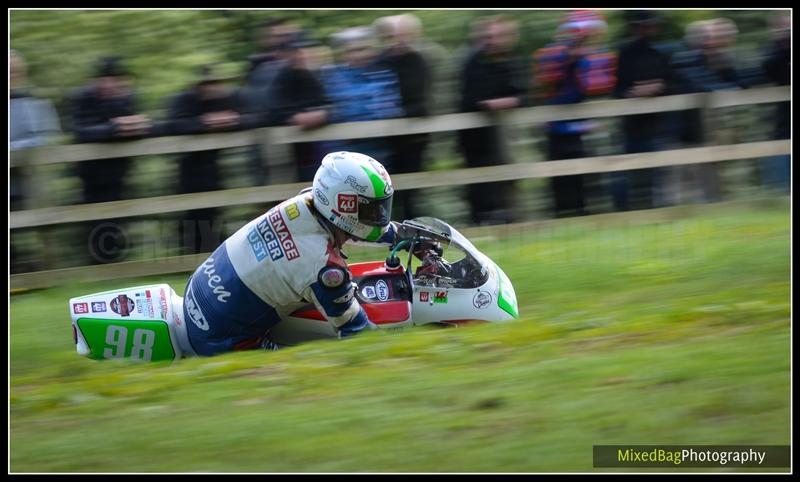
[9,86,790,289]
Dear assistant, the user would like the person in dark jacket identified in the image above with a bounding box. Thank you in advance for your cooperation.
[611,10,677,211]
[241,18,302,186]
[264,32,333,182]
[457,16,526,225]
[671,19,745,203]
[374,14,433,220]
[166,64,261,254]
[70,56,157,264]
[760,13,790,193]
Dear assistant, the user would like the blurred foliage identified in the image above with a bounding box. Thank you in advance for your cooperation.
[10,9,778,120]
[10,202,789,471]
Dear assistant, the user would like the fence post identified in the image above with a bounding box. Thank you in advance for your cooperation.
[13,149,59,272]
[699,92,723,202]
[260,127,296,187]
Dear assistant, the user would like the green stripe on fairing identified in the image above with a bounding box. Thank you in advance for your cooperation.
[496,267,519,319]
[365,226,383,242]
[360,165,388,199]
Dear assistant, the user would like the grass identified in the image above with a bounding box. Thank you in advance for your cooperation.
[9,201,791,472]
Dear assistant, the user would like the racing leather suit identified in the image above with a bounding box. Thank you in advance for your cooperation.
[182,190,395,356]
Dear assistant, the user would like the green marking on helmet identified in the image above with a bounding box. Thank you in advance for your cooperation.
[360,165,388,199]
[365,226,383,242]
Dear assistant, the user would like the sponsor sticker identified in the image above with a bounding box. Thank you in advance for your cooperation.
[433,291,448,304]
[159,287,169,320]
[73,302,89,314]
[337,193,358,214]
[199,257,232,303]
[473,291,492,309]
[285,202,300,220]
[247,227,268,262]
[110,294,135,317]
[249,209,301,262]
[320,267,345,288]
[375,280,390,301]
[91,301,107,313]
[344,175,368,193]
[315,188,330,206]
[268,210,301,261]
[363,286,377,299]
[135,290,155,318]
[419,291,429,303]
[329,210,359,232]
[184,287,209,331]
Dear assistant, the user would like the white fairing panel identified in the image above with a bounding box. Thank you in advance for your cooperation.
[411,262,514,325]
[68,283,186,359]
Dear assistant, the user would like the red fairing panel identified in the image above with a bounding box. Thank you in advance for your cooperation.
[290,261,410,324]
[290,301,410,325]
[349,261,390,277]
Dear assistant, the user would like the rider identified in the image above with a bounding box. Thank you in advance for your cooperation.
[182,151,399,356]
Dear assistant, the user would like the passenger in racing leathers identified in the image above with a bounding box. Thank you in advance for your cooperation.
[182,151,400,356]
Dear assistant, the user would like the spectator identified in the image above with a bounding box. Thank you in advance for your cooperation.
[319,26,404,167]
[70,56,156,264]
[241,17,302,186]
[374,14,433,219]
[244,17,302,113]
[611,10,678,211]
[671,19,745,203]
[10,49,62,209]
[533,10,616,217]
[457,16,527,225]
[10,49,61,273]
[264,32,333,182]
[166,64,261,254]
[759,13,790,194]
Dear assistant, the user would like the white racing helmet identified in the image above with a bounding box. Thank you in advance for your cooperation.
[312,151,394,242]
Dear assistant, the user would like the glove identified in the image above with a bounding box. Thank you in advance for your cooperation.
[338,309,378,339]
[412,239,443,260]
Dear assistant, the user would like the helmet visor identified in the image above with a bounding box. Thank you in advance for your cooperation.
[358,194,393,227]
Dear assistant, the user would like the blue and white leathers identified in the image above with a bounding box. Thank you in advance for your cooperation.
[182,191,395,356]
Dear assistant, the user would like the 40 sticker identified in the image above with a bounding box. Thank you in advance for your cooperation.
[337,193,358,214]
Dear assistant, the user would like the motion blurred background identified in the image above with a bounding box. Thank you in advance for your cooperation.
[9,8,790,271]
[9,9,791,473]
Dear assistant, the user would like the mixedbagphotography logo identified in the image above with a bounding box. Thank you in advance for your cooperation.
[593,445,791,468]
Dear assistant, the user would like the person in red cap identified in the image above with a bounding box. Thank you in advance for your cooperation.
[532,10,616,218]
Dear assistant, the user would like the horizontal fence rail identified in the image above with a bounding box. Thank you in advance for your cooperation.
[9,86,789,168]
[9,199,788,291]
[8,86,791,283]
[9,140,790,229]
